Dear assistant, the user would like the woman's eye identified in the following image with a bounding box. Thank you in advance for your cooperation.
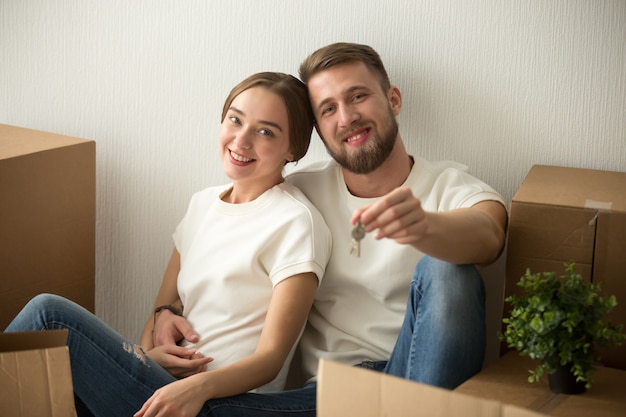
[229,116,241,124]
[259,128,273,136]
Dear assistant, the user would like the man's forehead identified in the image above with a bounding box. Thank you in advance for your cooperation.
[308,62,377,100]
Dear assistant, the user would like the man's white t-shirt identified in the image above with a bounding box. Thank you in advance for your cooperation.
[174,181,331,392]
[287,157,505,381]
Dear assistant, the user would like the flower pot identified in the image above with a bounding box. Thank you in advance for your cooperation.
[548,363,586,394]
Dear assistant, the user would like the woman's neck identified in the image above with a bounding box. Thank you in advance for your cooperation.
[221,177,284,204]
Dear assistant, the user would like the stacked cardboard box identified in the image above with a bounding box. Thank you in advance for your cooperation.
[0,124,95,330]
[505,165,626,370]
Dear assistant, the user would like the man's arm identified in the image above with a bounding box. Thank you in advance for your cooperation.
[353,187,507,266]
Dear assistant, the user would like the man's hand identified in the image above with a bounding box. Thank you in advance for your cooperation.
[145,345,213,379]
[153,309,200,347]
[352,187,426,244]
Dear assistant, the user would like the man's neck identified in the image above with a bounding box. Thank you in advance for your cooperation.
[342,137,413,198]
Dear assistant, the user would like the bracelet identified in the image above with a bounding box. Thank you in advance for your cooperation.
[154,304,183,317]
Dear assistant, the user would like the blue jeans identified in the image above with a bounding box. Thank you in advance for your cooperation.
[4,256,485,416]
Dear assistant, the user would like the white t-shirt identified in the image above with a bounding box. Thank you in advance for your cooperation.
[174,181,331,392]
[287,157,505,381]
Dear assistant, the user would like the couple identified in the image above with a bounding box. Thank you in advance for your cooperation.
[5,42,507,417]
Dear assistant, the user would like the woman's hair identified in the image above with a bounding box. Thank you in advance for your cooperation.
[298,42,391,93]
[221,72,314,163]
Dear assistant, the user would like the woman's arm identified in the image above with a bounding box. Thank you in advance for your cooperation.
[140,249,183,349]
[140,248,212,378]
[135,271,319,417]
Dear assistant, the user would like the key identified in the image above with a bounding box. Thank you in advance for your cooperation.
[349,221,365,258]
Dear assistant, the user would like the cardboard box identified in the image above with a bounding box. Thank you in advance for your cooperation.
[0,124,95,330]
[457,352,626,417]
[505,165,626,369]
[0,330,76,417]
[317,359,548,417]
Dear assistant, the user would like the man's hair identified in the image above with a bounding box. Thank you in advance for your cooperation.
[298,42,391,92]
[221,72,314,162]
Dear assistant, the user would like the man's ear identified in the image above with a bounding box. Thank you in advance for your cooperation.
[388,86,402,116]
[314,123,324,141]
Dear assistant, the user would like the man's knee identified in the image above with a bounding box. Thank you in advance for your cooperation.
[412,256,485,303]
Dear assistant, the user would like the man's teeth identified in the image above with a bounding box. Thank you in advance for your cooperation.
[345,132,365,142]
[231,151,253,162]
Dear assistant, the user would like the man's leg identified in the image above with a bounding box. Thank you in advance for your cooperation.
[383,256,486,389]
[202,384,316,417]
[5,293,176,416]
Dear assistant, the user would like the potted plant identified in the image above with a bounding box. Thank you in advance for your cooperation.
[499,261,625,394]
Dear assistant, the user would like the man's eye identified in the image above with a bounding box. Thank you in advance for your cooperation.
[352,93,366,102]
[321,106,335,116]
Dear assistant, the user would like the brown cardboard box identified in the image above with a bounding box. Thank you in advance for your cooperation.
[317,359,548,417]
[0,124,95,330]
[0,330,76,417]
[505,165,626,369]
[457,352,626,417]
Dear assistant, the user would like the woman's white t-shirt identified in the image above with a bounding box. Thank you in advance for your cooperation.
[174,181,331,392]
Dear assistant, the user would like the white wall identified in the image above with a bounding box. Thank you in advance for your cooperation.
[1,1,625,366]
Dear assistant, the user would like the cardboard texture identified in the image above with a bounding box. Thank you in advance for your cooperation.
[0,124,95,330]
[505,165,626,369]
[0,330,76,417]
[457,352,626,417]
[316,359,548,417]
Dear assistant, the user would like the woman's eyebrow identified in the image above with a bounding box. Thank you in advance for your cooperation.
[229,106,283,132]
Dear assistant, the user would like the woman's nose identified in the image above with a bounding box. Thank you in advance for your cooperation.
[233,130,253,149]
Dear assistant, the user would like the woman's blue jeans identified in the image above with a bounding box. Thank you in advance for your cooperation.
[4,256,485,417]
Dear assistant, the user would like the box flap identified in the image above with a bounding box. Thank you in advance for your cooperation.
[0,330,68,353]
[317,359,506,417]
[0,330,76,417]
[513,165,626,212]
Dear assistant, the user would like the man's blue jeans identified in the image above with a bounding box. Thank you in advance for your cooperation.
[4,256,485,417]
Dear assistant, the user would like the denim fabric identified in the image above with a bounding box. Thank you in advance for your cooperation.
[383,256,486,389]
[4,255,485,416]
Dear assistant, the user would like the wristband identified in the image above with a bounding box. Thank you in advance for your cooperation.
[154,304,183,317]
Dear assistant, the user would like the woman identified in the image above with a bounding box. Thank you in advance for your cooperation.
[5,72,331,417]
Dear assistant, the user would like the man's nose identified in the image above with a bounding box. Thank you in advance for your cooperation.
[337,104,360,128]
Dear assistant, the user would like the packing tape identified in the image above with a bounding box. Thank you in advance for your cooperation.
[584,199,612,210]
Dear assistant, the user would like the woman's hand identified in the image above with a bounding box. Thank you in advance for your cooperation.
[146,345,213,378]
[134,374,209,417]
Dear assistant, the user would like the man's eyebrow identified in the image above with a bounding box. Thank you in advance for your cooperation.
[314,85,370,113]
[228,106,283,132]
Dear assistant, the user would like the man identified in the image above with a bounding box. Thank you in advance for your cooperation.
[153,42,507,415]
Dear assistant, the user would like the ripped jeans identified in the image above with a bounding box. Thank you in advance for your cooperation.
[4,256,485,417]
[4,293,177,416]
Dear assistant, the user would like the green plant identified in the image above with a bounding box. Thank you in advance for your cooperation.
[499,261,625,388]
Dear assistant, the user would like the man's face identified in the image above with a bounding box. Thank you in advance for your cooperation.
[307,61,400,174]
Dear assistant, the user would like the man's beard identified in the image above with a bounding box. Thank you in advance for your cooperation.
[323,108,398,175]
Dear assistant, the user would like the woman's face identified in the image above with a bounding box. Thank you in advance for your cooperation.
[219,86,293,191]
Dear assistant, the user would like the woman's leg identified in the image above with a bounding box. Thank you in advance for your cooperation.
[383,256,486,389]
[5,294,176,417]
